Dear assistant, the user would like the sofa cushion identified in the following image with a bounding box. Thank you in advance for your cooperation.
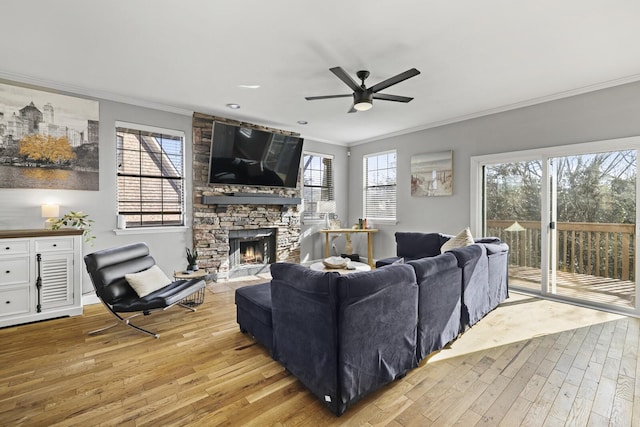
[408,253,462,361]
[446,244,490,328]
[235,282,273,327]
[441,227,474,253]
[336,264,418,414]
[270,263,342,414]
[235,282,274,353]
[395,232,444,259]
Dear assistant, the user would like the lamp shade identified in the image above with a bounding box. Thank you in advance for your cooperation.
[41,204,60,218]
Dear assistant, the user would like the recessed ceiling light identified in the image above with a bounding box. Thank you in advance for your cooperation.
[238,85,261,89]
[226,103,240,109]
[297,120,308,125]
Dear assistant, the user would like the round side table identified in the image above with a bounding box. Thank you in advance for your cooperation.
[173,269,208,306]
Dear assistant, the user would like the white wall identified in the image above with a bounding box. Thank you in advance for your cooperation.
[298,139,349,262]
[0,95,193,296]
[7,78,639,282]
[348,80,640,261]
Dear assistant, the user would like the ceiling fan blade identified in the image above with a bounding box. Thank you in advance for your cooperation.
[373,93,414,103]
[305,94,352,100]
[370,68,420,93]
[347,103,357,113]
[330,67,362,92]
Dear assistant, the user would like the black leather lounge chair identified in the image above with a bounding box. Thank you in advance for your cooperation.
[84,242,206,338]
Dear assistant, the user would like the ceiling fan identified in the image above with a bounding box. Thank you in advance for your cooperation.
[305,66,420,113]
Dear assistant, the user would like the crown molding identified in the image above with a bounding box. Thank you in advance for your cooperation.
[0,71,193,117]
[3,69,640,147]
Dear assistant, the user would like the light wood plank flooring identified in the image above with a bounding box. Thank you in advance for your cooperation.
[1,276,639,426]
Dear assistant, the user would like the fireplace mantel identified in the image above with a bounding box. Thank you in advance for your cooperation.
[202,195,301,206]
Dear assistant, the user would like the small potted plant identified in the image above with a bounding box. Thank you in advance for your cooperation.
[51,210,95,244]
[186,248,199,271]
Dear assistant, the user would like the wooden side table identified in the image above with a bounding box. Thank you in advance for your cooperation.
[317,228,379,268]
[173,269,208,306]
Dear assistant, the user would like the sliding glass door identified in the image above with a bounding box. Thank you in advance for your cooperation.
[484,160,543,292]
[473,139,639,316]
[549,150,636,309]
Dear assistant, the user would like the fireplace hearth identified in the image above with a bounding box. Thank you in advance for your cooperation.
[228,228,276,278]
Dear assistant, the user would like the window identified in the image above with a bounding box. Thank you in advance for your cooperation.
[363,150,397,221]
[302,152,335,221]
[116,124,184,228]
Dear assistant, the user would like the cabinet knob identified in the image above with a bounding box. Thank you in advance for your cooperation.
[53,244,57,247]
[4,247,9,250]
[5,270,9,274]
[5,301,9,304]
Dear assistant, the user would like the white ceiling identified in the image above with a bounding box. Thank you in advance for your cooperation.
[2,1,640,145]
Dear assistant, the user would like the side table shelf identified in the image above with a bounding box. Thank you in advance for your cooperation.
[173,269,208,306]
[317,228,379,268]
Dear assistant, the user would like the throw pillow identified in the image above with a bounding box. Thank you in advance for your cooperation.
[125,265,173,297]
[440,227,474,253]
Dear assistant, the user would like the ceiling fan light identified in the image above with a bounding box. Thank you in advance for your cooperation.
[354,100,372,111]
[353,92,373,111]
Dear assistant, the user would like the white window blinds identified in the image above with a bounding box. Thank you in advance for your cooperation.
[302,153,335,220]
[116,125,185,227]
[364,150,397,221]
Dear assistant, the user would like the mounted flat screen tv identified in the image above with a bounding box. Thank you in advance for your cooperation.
[208,122,304,188]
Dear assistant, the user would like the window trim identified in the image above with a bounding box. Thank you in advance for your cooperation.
[115,121,185,229]
[363,149,397,222]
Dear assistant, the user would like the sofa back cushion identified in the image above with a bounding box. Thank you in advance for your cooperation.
[485,242,510,308]
[269,263,341,414]
[395,232,448,259]
[336,263,418,414]
[408,253,463,361]
[446,244,490,327]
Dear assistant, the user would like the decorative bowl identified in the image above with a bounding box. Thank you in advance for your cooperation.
[322,256,347,269]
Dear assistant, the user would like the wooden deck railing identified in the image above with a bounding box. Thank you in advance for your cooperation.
[486,220,636,281]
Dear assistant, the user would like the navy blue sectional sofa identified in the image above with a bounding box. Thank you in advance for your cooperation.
[234,232,509,416]
[377,232,510,329]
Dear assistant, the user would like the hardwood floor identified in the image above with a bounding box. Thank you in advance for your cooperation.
[1,276,639,426]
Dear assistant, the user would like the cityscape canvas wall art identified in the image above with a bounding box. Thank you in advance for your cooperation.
[0,82,99,190]
[411,150,453,196]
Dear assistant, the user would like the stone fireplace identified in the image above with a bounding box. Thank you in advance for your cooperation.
[191,113,301,280]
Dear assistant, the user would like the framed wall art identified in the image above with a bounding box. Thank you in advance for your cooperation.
[0,82,99,190]
[411,150,453,196]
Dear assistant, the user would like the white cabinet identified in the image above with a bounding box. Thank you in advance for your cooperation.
[0,229,83,328]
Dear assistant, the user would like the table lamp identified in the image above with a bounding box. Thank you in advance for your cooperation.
[41,204,60,229]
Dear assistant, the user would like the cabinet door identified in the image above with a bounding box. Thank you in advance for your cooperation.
[38,253,74,310]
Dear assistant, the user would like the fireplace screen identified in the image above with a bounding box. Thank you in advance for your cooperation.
[228,229,276,277]
[239,240,264,264]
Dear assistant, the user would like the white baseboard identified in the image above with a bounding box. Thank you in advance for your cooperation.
[82,292,100,306]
